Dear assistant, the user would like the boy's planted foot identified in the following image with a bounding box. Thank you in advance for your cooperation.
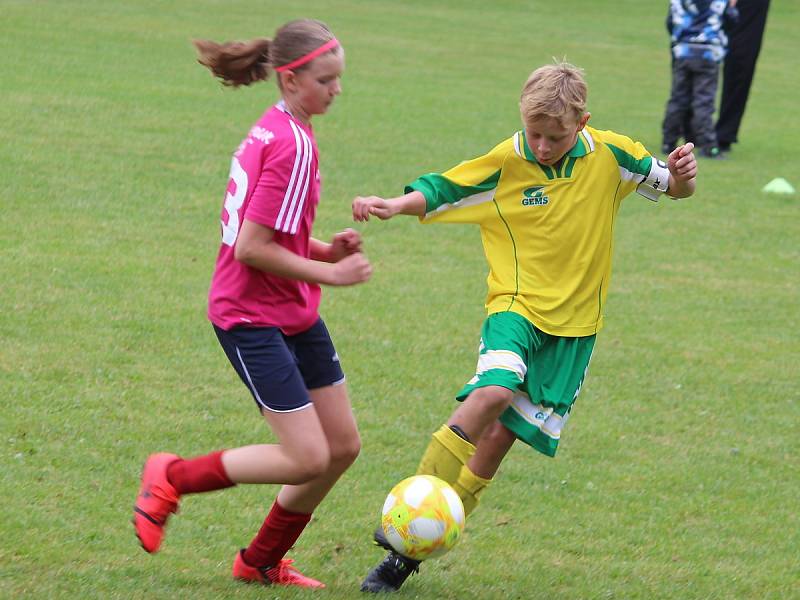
[361,553,420,593]
[360,528,421,593]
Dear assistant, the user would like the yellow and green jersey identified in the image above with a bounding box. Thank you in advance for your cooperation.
[409,126,670,337]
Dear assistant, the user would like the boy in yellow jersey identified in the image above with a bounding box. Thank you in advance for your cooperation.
[353,61,697,593]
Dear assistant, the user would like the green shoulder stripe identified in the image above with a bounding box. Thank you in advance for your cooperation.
[606,143,652,178]
[407,170,501,213]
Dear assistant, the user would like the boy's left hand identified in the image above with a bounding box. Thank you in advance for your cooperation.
[330,228,363,261]
[667,142,697,183]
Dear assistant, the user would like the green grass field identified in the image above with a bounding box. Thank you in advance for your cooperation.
[2,1,799,598]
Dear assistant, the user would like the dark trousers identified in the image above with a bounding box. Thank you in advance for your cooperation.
[662,58,719,150]
[716,0,771,146]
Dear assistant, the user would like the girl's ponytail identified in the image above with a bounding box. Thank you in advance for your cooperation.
[193,38,272,87]
[194,20,336,88]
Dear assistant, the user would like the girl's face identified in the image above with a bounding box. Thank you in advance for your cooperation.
[524,113,589,165]
[282,49,344,121]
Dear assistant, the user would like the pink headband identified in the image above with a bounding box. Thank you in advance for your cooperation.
[274,38,340,72]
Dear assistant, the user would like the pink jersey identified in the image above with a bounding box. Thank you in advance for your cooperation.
[208,102,322,335]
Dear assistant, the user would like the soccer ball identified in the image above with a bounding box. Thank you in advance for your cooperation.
[381,474,465,561]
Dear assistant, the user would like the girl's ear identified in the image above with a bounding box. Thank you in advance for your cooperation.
[280,70,297,93]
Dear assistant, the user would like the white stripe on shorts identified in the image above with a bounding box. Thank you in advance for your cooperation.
[476,349,526,381]
[509,393,567,440]
[262,402,312,414]
[234,345,311,413]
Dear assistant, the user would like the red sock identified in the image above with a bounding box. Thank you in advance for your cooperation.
[166,450,235,495]
[243,500,312,568]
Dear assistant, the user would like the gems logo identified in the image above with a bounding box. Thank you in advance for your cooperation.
[522,186,549,206]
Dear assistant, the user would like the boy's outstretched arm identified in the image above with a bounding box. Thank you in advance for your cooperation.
[666,142,697,198]
[352,191,426,222]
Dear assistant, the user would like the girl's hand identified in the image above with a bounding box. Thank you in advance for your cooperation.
[330,228,362,261]
[330,252,372,286]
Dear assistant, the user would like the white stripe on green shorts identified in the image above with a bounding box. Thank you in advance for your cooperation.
[467,349,526,385]
[509,393,567,439]
[500,392,570,457]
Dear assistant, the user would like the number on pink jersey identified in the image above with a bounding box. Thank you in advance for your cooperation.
[221,157,248,246]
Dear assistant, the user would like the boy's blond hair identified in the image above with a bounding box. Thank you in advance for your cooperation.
[520,61,587,127]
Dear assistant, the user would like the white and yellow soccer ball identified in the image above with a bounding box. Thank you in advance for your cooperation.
[380,474,465,561]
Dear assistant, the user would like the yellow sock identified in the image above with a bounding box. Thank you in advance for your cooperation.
[415,424,476,485]
[452,464,492,517]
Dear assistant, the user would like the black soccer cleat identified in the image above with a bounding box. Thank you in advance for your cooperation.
[360,528,421,593]
[360,552,420,593]
[372,527,393,552]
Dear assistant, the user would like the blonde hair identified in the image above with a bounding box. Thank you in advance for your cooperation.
[193,19,336,87]
[520,61,587,127]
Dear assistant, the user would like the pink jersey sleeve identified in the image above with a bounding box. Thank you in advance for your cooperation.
[245,121,315,235]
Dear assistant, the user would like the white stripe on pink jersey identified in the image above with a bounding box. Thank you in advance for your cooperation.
[281,121,307,233]
[275,120,309,232]
[208,102,322,336]
[287,125,313,234]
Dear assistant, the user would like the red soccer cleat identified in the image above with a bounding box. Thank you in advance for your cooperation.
[232,550,326,588]
[133,452,181,553]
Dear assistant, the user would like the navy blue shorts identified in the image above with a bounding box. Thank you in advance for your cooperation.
[213,318,345,413]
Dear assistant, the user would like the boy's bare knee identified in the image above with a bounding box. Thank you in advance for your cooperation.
[481,421,514,444]
[472,385,514,412]
[477,421,517,460]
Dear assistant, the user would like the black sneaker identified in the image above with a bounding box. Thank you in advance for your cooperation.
[360,529,421,593]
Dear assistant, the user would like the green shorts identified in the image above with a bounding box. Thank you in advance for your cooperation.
[456,311,595,457]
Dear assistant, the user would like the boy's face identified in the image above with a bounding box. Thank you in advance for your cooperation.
[524,113,590,165]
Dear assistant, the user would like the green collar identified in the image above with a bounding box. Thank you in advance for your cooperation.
[519,129,592,164]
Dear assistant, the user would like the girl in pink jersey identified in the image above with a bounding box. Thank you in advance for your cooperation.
[133,19,371,589]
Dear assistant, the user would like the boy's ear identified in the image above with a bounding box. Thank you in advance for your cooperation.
[578,112,591,129]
